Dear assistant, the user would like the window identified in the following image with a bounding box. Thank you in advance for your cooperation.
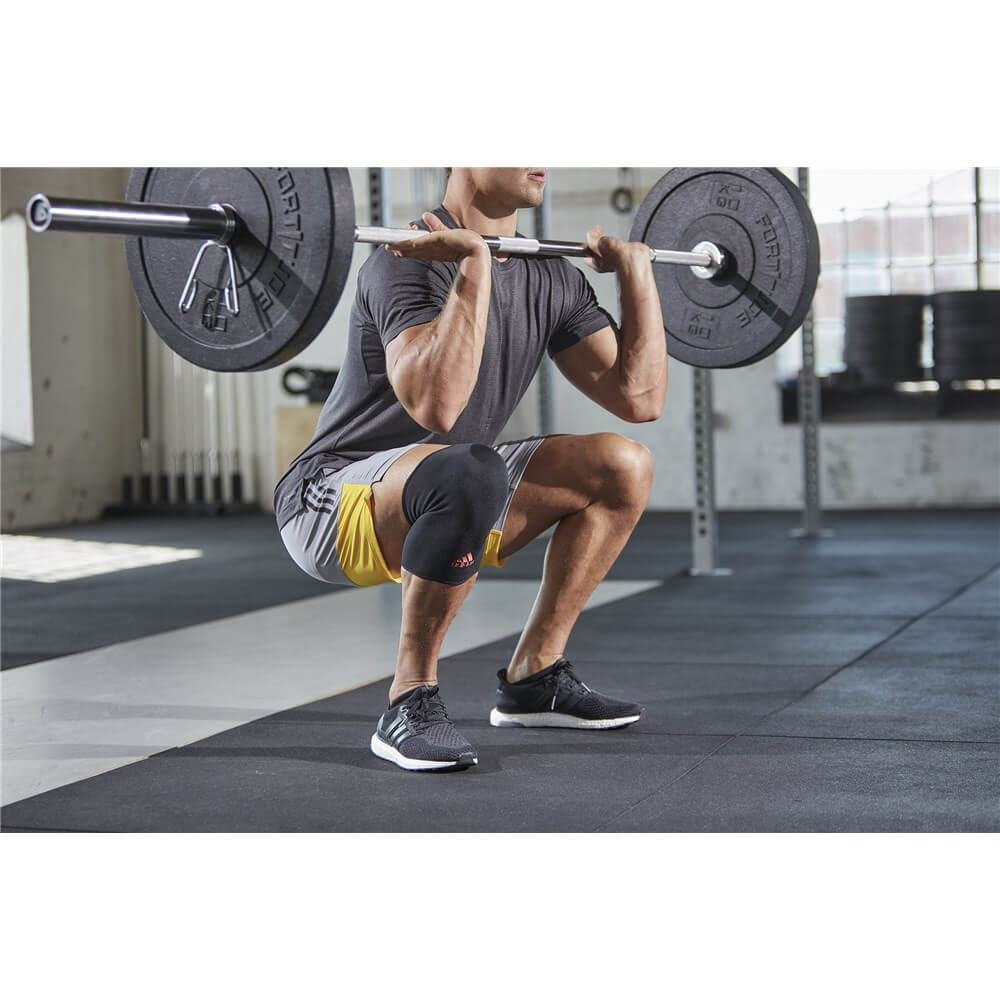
[776,168,1000,380]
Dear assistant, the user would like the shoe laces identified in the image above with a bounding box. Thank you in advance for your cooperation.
[404,687,451,730]
[544,659,590,708]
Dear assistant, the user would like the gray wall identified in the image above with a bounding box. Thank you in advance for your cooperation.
[2,168,143,529]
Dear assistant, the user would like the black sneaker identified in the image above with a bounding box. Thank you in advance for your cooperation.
[370,685,478,771]
[490,658,642,729]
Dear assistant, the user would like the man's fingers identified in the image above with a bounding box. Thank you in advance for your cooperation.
[388,238,421,256]
[387,220,432,253]
[422,212,447,231]
[584,224,604,254]
[387,230,458,260]
[389,223,441,254]
[584,227,615,273]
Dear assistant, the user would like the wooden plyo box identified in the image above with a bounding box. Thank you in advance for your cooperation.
[276,404,322,476]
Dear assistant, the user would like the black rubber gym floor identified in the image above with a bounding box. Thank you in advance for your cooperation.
[3,509,998,832]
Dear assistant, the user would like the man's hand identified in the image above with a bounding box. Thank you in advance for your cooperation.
[386,212,490,263]
[582,224,652,275]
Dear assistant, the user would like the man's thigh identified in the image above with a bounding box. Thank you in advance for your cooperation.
[496,432,649,561]
[370,444,449,575]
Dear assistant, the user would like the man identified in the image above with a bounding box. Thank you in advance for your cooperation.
[274,168,667,772]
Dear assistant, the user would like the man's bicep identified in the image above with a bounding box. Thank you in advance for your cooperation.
[552,324,621,398]
[385,322,433,387]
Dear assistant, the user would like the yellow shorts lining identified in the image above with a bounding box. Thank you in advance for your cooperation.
[482,528,506,568]
[336,488,508,587]
[336,483,401,586]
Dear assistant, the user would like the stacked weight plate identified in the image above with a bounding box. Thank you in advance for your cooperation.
[931,291,1000,383]
[843,295,927,384]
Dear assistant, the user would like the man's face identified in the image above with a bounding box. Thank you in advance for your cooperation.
[466,168,547,210]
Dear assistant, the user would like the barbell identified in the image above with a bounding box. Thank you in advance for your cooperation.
[25,167,820,372]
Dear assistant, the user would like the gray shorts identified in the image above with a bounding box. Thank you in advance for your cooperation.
[280,437,546,587]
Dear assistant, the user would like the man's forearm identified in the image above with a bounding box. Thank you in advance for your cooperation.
[616,258,668,416]
[393,248,493,430]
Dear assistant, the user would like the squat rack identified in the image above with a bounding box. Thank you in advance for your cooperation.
[687,169,826,574]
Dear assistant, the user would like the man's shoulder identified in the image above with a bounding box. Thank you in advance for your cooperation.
[356,244,396,286]
[532,257,593,311]
[544,255,589,286]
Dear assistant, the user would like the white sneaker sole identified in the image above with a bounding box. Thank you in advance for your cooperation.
[370,733,477,771]
[489,708,641,730]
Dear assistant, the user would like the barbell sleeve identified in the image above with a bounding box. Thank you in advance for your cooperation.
[26,193,719,272]
[26,194,236,243]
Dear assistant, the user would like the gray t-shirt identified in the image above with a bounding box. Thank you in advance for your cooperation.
[274,207,613,529]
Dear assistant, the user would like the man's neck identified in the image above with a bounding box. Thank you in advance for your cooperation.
[441,190,518,238]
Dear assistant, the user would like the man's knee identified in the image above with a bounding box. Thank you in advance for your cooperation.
[403,444,508,524]
[400,444,508,584]
[592,433,654,505]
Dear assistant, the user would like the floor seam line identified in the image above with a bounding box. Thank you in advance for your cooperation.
[743,558,1000,717]
[628,731,1000,745]
[589,733,742,832]
[729,733,1000,747]
[935,560,1000,608]
[1,824,106,833]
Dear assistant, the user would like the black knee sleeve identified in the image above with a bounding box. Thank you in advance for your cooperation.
[400,444,509,585]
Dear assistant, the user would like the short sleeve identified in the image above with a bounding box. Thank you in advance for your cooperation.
[547,262,616,358]
[359,247,456,349]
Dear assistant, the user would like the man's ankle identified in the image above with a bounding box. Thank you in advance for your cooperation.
[388,680,435,705]
[504,652,564,684]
